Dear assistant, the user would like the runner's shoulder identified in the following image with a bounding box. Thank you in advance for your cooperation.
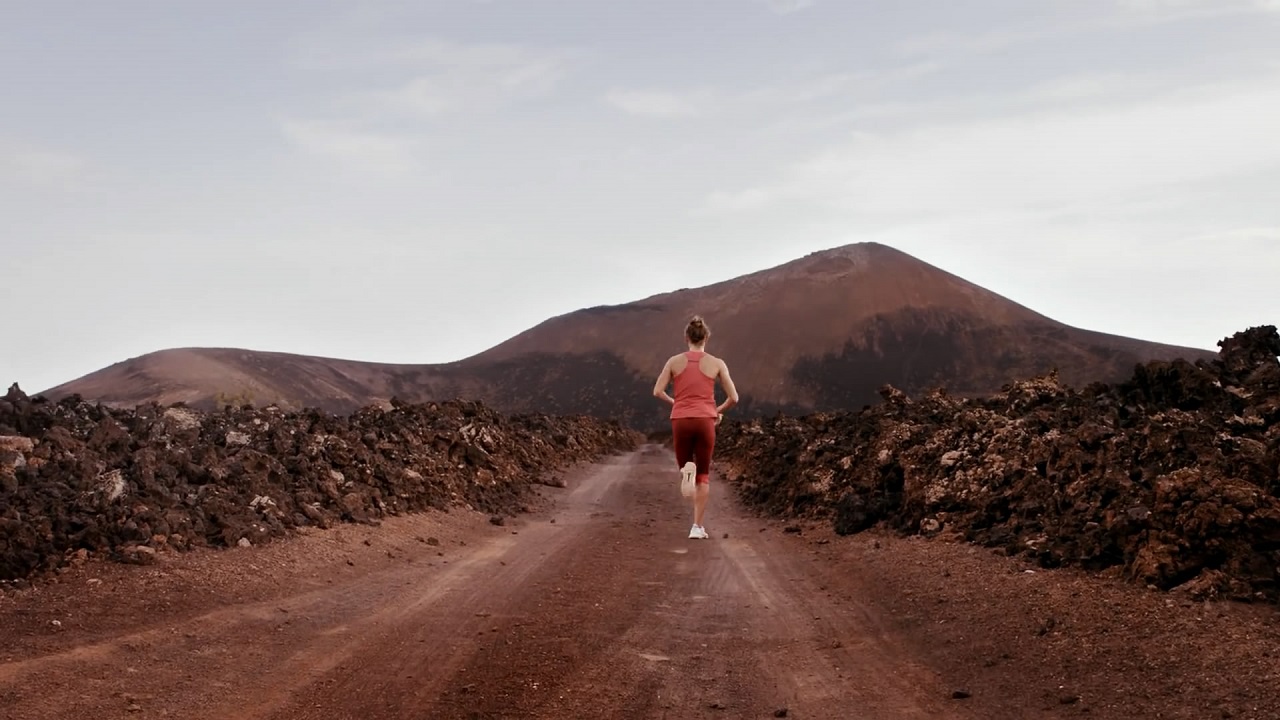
[702,352,728,369]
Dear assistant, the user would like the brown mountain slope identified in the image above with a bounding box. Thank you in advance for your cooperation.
[43,243,1212,427]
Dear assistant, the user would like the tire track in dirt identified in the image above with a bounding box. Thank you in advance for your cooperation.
[381,444,967,719]
[223,455,643,720]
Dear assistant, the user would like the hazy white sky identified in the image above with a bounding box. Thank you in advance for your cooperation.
[3,0,1278,393]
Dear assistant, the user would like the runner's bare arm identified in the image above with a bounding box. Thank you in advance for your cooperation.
[716,360,739,417]
[653,358,676,407]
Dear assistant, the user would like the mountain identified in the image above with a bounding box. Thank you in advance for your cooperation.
[42,243,1212,427]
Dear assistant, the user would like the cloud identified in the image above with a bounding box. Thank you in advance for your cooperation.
[750,62,943,105]
[1118,0,1280,12]
[605,89,701,118]
[293,37,572,118]
[277,119,422,175]
[280,36,572,171]
[604,61,941,122]
[1108,0,1280,25]
[702,72,1280,220]
[900,1,1279,59]
[1185,225,1280,246]
[372,40,568,116]
[0,141,86,188]
[896,27,1053,58]
[764,0,816,14]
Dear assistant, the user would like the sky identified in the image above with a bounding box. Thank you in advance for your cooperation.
[2,0,1278,393]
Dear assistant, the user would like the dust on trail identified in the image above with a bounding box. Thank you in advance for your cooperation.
[0,445,970,720]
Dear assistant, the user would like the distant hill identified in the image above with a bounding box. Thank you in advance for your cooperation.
[44,243,1213,427]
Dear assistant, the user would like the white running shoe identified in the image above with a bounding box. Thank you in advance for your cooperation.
[679,461,696,498]
[688,525,709,540]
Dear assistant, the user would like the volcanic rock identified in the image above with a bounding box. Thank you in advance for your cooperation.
[0,392,640,581]
[719,326,1280,602]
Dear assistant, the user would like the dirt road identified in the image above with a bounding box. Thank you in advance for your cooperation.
[0,446,974,719]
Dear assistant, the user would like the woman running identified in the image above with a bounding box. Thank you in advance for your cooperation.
[653,315,739,539]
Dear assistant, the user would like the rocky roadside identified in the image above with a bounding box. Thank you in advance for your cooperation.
[718,326,1280,602]
[0,387,642,586]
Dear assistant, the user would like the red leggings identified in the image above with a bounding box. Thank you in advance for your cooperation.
[672,417,716,484]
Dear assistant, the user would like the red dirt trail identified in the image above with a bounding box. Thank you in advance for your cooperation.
[0,446,966,719]
[3,446,1276,719]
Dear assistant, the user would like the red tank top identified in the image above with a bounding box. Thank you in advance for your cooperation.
[670,351,718,419]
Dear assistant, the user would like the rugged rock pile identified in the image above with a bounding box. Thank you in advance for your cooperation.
[719,326,1280,602]
[0,387,640,583]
